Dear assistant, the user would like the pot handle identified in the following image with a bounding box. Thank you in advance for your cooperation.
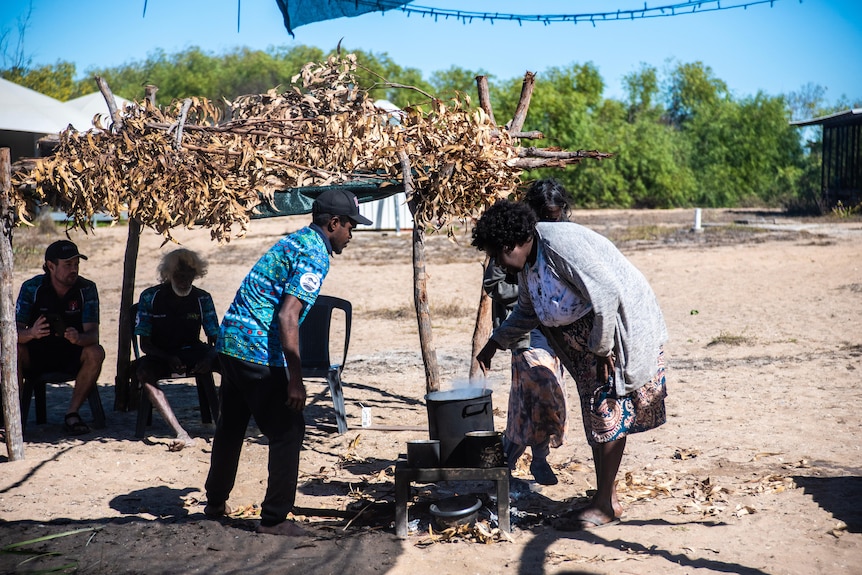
[462,401,490,418]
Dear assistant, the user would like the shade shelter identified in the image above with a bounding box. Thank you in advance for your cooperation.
[2,55,610,460]
[792,109,862,208]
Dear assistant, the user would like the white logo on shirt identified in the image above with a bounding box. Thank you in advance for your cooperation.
[299,272,322,293]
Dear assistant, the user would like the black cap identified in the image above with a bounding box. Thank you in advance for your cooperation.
[45,240,88,261]
[312,189,373,225]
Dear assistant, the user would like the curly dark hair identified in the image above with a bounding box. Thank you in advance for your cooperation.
[523,178,570,221]
[471,200,536,252]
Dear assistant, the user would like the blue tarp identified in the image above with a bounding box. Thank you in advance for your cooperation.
[275,0,412,36]
[252,181,404,219]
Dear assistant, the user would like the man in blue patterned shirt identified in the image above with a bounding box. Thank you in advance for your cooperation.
[204,188,371,536]
[135,249,220,451]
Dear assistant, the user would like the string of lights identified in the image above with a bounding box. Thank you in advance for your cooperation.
[350,0,788,26]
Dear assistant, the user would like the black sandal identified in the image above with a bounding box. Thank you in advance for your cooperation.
[63,412,90,435]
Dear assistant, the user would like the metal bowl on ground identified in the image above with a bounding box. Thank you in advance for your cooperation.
[429,495,482,530]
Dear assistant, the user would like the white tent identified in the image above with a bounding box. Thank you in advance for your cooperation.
[0,78,93,134]
[65,92,134,127]
[0,78,97,162]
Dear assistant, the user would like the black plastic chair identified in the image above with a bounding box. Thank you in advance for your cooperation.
[299,295,352,434]
[20,371,106,431]
[129,303,220,438]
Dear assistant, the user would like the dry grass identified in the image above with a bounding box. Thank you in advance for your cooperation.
[362,301,472,321]
[707,330,755,347]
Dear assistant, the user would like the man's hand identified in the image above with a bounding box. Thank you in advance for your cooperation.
[279,294,305,411]
[167,355,185,375]
[27,316,51,340]
[191,348,217,374]
[286,371,306,411]
[63,326,80,344]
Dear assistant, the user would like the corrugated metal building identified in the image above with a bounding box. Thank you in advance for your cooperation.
[357,191,413,233]
[792,108,862,208]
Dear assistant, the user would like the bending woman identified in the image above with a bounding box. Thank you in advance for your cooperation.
[474,195,668,530]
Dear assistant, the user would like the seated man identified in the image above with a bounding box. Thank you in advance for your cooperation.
[135,248,219,451]
[16,240,105,435]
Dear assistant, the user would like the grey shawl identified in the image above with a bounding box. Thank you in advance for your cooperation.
[491,222,668,395]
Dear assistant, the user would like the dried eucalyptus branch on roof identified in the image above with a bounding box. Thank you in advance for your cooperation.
[12,53,609,242]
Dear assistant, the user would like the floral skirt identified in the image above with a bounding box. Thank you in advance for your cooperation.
[557,314,667,446]
[506,345,567,448]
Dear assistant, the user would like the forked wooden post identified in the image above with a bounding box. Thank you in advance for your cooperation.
[1,147,25,460]
[468,71,541,380]
[110,82,153,411]
[399,149,440,393]
[468,76,500,381]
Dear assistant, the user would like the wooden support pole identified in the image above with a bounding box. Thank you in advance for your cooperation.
[508,72,536,134]
[399,149,440,393]
[112,83,155,411]
[475,76,497,127]
[468,257,493,382]
[1,148,25,460]
[114,218,141,411]
[95,76,124,133]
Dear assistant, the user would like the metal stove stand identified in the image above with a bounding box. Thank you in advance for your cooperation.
[394,462,510,538]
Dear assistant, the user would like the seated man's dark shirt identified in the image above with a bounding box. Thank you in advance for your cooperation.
[135,284,219,375]
[16,274,100,375]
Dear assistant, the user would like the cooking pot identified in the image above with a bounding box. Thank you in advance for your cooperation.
[406,439,440,467]
[464,430,505,468]
[425,388,494,467]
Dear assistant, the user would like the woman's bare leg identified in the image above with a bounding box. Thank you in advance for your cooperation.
[585,438,626,523]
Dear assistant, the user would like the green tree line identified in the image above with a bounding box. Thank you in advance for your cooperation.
[3,44,858,211]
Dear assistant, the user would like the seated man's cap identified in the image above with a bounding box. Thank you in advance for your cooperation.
[45,240,88,261]
[312,189,373,225]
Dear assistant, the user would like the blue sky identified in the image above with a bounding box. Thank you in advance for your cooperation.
[1,0,860,107]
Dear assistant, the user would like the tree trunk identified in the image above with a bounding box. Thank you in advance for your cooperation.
[398,150,439,393]
[0,148,25,460]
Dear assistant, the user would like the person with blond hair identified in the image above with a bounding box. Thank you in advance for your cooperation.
[135,248,219,451]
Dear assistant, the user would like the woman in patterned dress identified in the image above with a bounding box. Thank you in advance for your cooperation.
[474,192,668,530]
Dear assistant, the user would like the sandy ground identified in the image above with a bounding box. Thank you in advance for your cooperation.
[1,208,861,575]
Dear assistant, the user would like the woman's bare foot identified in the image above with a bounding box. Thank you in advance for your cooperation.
[551,506,620,531]
[256,521,309,537]
[168,435,197,452]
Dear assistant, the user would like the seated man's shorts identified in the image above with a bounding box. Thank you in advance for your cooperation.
[26,338,83,377]
[136,342,215,384]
